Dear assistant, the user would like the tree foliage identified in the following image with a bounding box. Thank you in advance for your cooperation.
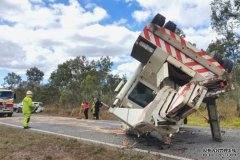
[210,0,240,65]
[210,0,240,101]
[26,67,44,84]
[48,56,120,107]
[3,56,121,107]
[3,72,22,89]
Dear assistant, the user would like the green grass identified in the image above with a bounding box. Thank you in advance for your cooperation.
[188,115,240,128]
[187,114,209,127]
[187,99,240,128]
[0,125,162,160]
[219,118,240,128]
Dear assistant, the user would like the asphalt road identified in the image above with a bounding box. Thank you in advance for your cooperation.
[0,113,239,160]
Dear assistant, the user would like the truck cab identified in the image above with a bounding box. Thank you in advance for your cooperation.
[0,89,16,117]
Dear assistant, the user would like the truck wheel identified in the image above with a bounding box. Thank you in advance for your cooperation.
[164,21,177,32]
[8,113,13,117]
[222,58,233,73]
[151,13,166,27]
[212,52,223,65]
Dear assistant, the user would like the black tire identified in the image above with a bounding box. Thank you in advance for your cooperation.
[8,113,13,117]
[212,52,224,65]
[164,21,177,32]
[151,13,166,27]
[222,58,233,73]
[211,52,233,73]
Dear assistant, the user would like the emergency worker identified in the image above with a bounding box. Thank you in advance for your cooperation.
[91,101,95,118]
[81,101,90,119]
[22,91,35,129]
[93,98,102,120]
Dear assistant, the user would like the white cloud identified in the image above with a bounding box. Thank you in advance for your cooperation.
[0,0,139,81]
[113,18,128,26]
[183,26,218,50]
[85,2,97,9]
[132,10,151,22]
[29,0,43,3]
[110,55,132,64]
[0,40,27,69]
[0,0,226,85]
[127,0,216,50]
[128,0,212,27]
[111,59,140,78]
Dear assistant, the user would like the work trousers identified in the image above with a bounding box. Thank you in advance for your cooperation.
[95,110,99,120]
[84,108,89,119]
[23,113,31,127]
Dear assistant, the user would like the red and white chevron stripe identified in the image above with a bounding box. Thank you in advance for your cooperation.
[141,26,224,78]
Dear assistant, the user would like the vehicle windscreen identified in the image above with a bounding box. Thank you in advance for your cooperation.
[0,91,14,99]
[128,82,156,108]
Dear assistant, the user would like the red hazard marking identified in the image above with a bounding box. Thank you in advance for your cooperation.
[185,61,198,67]
[154,34,161,47]
[160,27,165,33]
[196,68,209,73]
[168,83,191,111]
[180,83,191,95]
[175,49,182,62]
[143,27,150,40]
[180,37,186,46]
[217,65,224,70]
[143,25,223,75]
[170,31,176,39]
[164,41,172,55]
[207,58,217,63]
[198,51,206,56]
[207,59,225,70]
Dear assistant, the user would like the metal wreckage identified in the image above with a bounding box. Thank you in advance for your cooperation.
[109,13,234,144]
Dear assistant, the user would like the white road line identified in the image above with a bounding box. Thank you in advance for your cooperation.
[57,129,92,133]
[0,122,193,160]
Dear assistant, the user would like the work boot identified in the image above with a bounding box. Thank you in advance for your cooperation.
[23,126,31,129]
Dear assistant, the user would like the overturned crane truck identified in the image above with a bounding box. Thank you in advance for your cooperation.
[109,13,234,144]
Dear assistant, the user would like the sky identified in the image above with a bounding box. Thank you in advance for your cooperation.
[0,0,219,87]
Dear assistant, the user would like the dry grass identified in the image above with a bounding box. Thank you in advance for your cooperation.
[0,125,162,160]
[42,105,118,120]
[187,99,240,128]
